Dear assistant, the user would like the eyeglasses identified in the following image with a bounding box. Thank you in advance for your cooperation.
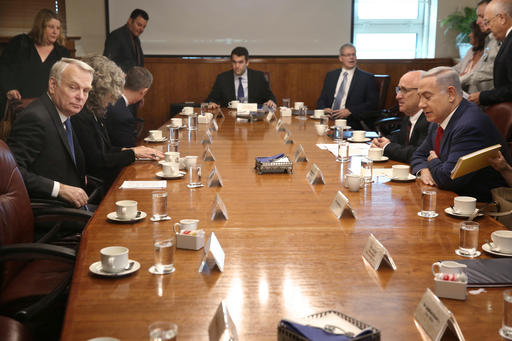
[483,14,499,26]
[340,53,356,57]
[395,86,418,95]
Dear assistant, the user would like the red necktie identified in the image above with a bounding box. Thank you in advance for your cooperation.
[405,119,412,146]
[434,125,444,155]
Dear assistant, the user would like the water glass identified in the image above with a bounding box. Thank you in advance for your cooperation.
[169,126,179,142]
[188,113,198,131]
[297,106,308,120]
[149,321,178,341]
[361,157,373,183]
[153,233,176,274]
[201,102,208,115]
[282,98,291,108]
[152,191,168,220]
[187,164,202,188]
[167,141,179,153]
[418,188,438,218]
[455,221,481,257]
[336,140,349,162]
[501,290,512,338]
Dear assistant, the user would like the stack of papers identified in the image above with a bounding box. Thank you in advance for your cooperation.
[316,143,370,157]
[119,181,167,189]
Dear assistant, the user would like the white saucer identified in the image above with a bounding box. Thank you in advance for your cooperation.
[390,174,416,182]
[347,137,371,143]
[444,207,483,218]
[144,137,167,143]
[330,125,351,130]
[158,160,186,169]
[148,265,176,275]
[499,327,512,340]
[89,260,140,277]
[107,211,147,222]
[369,156,389,162]
[155,171,186,179]
[482,242,512,257]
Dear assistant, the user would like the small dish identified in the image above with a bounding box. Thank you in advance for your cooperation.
[369,156,389,162]
[144,137,167,143]
[482,242,512,257]
[89,260,140,277]
[155,171,186,179]
[347,137,371,143]
[444,207,483,218]
[390,174,416,182]
[330,125,351,130]
[107,211,147,223]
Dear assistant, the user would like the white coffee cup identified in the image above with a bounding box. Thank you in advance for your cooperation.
[314,124,328,136]
[432,260,467,276]
[392,165,410,180]
[491,230,512,252]
[184,155,198,168]
[182,106,194,115]
[179,157,186,169]
[368,148,384,161]
[164,151,180,163]
[228,100,240,109]
[115,200,138,219]
[171,118,182,127]
[174,219,199,232]
[346,174,362,192]
[149,130,162,140]
[294,102,304,110]
[314,109,324,118]
[352,130,366,141]
[162,162,179,177]
[335,119,347,128]
[100,246,129,273]
[453,196,477,215]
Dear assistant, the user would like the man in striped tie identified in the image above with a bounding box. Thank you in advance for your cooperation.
[410,66,509,202]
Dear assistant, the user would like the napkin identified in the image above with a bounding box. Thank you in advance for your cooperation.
[280,320,374,341]
[256,153,286,163]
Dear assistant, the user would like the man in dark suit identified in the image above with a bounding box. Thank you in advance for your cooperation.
[106,66,153,147]
[411,67,509,202]
[104,9,148,72]
[468,0,512,105]
[317,43,379,130]
[7,58,93,208]
[371,70,430,163]
[206,46,276,108]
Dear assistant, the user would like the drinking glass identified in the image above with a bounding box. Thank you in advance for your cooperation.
[169,126,179,143]
[455,221,481,257]
[150,232,176,274]
[149,322,178,341]
[297,106,308,120]
[167,141,179,153]
[418,188,438,218]
[361,157,373,183]
[201,102,208,115]
[336,140,349,162]
[152,191,168,220]
[187,164,202,188]
[188,113,198,131]
[500,290,512,339]
[282,98,291,108]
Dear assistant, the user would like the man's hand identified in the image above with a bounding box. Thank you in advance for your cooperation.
[371,137,390,148]
[59,184,89,208]
[419,168,437,186]
[264,99,276,109]
[489,151,510,172]
[427,150,438,162]
[208,102,220,109]
[332,108,351,119]
[131,146,164,160]
[6,89,21,100]
[468,92,480,105]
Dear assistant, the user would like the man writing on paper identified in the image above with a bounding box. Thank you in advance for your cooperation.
[316,43,378,130]
[410,67,509,201]
[371,70,430,163]
[206,46,276,109]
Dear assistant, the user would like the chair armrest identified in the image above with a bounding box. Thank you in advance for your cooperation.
[0,243,76,263]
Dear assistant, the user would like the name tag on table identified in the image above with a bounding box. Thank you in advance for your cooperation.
[306,163,325,185]
[203,145,216,161]
[330,190,356,219]
[199,232,226,273]
[266,111,276,122]
[362,233,397,271]
[294,144,308,162]
[414,288,465,341]
[275,119,286,132]
[211,193,228,220]
[208,165,223,187]
[283,129,294,144]
[237,103,257,113]
[210,118,219,131]
[208,301,239,341]
[201,130,213,145]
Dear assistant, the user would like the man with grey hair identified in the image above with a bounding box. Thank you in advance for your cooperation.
[8,58,93,208]
[411,66,509,201]
[469,0,512,105]
[105,66,153,147]
[317,43,378,130]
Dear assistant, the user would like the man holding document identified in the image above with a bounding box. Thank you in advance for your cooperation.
[410,66,510,201]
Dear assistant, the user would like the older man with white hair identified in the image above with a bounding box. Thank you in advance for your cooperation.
[410,66,509,201]
[8,58,93,208]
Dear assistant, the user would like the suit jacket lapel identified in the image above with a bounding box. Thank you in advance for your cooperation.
[43,94,77,165]
[229,70,236,99]
[345,68,359,106]
[439,100,467,156]
[409,112,425,143]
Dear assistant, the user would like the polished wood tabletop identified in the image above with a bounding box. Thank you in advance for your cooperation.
[61,111,507,341]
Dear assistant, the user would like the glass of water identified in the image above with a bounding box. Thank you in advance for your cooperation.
[187,164,202,188]
[169,126,179,143]
[336,140,349,162]
[418,188,438,218]
[500,290,512,339]
[282,98,291,108]
[149,321,178,341]
[151,190,168,220]
[150,232,176,274]
[361,157,373,183]
[188,113,198,131]
[297,106,308,120]
[201,102,208,115]
[455,221,481,257]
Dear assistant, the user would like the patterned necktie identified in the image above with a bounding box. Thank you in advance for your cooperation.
[434,125,444,155]
[332,71,348,110]
[405,119,412,146]
[64,118,76,165]
[237,77,244,102]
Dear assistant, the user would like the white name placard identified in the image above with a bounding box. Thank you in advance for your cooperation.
[207,165,224,187]
[283,130,294,144]
[414,288,465,341]
[275,119,285,132]
[306,163,325,185]
[294,144,308,162]
[208,301,239,341]
[329,190,356,219]
[203,145,216,161]
[266,111,276,122]
[210,118,219,131]
[362,233,397,271]
[199,232,226,273]
[237,103,257,113]
[211,193,228,220]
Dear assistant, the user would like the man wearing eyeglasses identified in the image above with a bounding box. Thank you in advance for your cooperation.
[468,0,512,105]
[371,71,429,163]
[316,43,378,130]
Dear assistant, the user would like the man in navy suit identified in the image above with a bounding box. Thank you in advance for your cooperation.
[371,70,430,163]
[106,66,153,148]
[411,66,509,202]
[468,0,512,105]
[104,9,148,72]
[206,46,276,109]
[7,58,93,208]
[317,43,379,130]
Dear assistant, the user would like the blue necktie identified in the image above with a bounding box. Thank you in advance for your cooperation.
[332,71,348,110]
[64,118,76,165]
[237,77,244,102]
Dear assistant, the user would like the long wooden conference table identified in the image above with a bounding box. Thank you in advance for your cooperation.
[61,110,506,340]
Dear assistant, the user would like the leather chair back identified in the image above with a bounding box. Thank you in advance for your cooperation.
[485,102,512,153]
[374,75,390,110]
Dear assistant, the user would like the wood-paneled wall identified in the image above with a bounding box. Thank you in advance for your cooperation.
[140,57,453,132]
